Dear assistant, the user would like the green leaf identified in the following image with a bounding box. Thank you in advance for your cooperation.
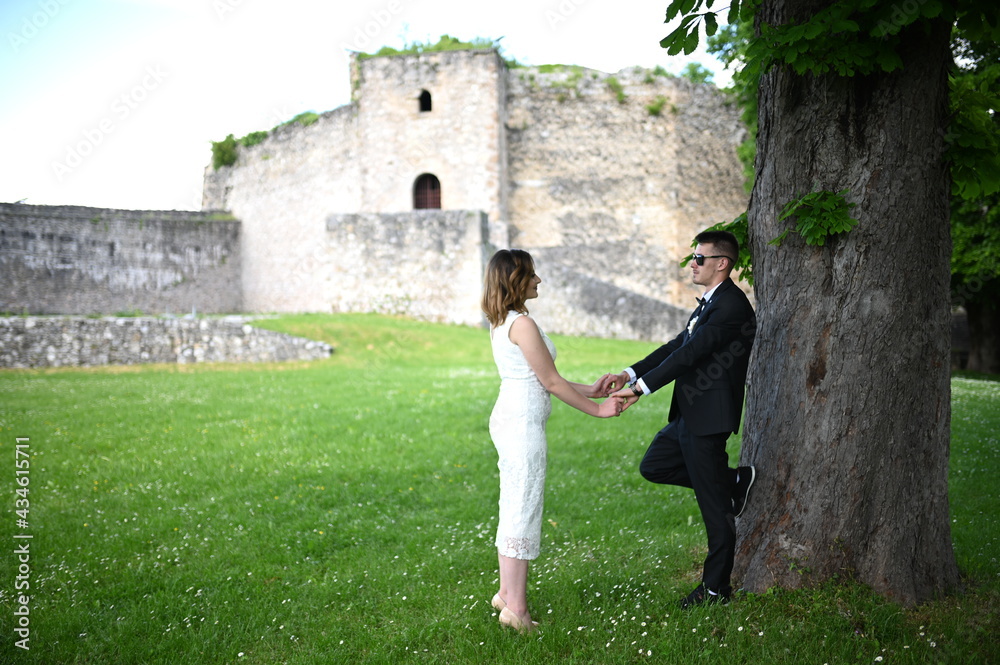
[830,19,860,34]
[792,58,812,75]
[803,22,826,39]
[705,12,719,36]
[726,2,741,25]
[772,189,859,247]
[661,12,701,52]
[684,29,701,55]
[875,49,904,73]
[659,23,688,51]
[769,229,790,247]
[665,0,686,22]
[784,24,806,43]
[920,0,944,19]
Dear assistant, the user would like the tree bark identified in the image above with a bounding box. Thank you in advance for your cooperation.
[735,1,961,606]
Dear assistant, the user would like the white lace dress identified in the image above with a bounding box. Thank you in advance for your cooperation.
[489,311,555,560]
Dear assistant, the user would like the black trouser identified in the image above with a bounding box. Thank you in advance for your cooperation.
[639,418,737,591]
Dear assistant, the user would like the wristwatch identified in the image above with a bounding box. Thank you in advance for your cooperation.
[629,382,643,397]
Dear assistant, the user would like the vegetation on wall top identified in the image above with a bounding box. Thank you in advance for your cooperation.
[210,34,720,171]
[211,111,321,170]
[359,34,517,66]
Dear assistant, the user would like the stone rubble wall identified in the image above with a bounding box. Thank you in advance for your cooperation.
[0,317,333,368]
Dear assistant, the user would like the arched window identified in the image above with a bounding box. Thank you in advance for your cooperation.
[418,89,432,112]
[413,173,441,209]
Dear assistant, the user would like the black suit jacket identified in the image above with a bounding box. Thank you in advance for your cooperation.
[630,278,756,437]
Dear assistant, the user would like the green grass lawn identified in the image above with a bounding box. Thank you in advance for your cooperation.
[1,313,997,664]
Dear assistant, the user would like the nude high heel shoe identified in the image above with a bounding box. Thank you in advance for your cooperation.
[499,607,538,633]
[491,593,506,611]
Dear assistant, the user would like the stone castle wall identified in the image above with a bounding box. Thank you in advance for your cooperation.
[5,50,748,346]
[504,65,748,310]
[0,203,241,316]
[326,210,490,326]
[525,254,688,342]
[202,105,361,313]
[201,50,748,337]
[202,50,507,315]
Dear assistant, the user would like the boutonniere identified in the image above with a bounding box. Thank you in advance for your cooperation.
[687,316,699,335]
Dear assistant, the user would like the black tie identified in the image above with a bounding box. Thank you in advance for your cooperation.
[694,297,706,316]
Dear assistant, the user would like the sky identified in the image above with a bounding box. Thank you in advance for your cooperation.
[0,0,733,211]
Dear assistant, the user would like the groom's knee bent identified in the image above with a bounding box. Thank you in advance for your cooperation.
[639,457,669,484]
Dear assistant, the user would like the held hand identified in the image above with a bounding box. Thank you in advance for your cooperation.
[591,373,616,397]
[596,396,627,418]
[597,372,629,396]
[609,387,639,412]
[609,386,632,400]
[585,373,615,399]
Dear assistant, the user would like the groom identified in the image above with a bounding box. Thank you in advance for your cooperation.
[604,229,757,608]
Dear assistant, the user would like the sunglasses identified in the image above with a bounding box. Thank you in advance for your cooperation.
[691,254,735,266]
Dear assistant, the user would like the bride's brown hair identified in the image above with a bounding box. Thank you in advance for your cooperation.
[481,249,535,327]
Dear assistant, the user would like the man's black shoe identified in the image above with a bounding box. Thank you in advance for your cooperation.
[733,465,756,518]
[680,584,731,609]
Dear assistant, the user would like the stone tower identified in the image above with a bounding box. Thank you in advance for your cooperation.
[353,49,508,224]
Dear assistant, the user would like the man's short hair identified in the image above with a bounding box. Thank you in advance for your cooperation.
[695,230,739,266]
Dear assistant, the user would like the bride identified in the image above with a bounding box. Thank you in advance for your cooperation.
[481,249,624,633]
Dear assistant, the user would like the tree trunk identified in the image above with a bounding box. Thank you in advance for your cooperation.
[735,1,961,606]
[965,299,1000,374]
